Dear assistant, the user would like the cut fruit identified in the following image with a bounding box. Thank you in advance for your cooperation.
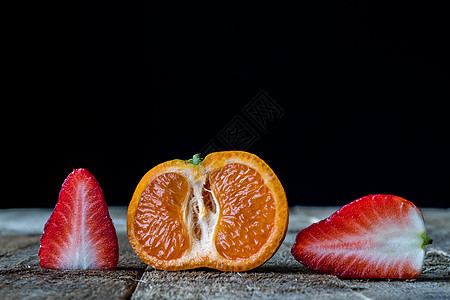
[291,194,432,279]
[127,151,288,271]
[39,168,119,270]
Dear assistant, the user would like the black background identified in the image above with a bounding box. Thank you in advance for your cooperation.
[5,2,449,208]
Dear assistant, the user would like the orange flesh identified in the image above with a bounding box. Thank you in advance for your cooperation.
[210,163,275,260]
[133,163,276,261]
[134,172,190,260]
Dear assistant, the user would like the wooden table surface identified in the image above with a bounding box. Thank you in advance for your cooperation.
[1,206,449,299]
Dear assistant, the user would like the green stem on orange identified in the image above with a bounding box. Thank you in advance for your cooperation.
[188,153,203,165]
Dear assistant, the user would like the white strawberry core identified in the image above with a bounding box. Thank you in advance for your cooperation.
[60,178,101,269]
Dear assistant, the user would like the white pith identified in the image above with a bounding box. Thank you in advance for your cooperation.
[182,170,221,259]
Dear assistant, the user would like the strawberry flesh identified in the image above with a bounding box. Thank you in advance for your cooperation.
[291,194,432,279]
[39,168,119,270]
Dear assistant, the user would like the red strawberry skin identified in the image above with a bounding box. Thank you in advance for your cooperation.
[291,195,432,279]
[39,168,119,270]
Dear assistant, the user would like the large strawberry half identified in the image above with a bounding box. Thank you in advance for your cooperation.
[39,168,119,270]
[291,194,432,279]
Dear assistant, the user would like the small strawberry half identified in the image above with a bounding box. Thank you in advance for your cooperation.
[39,168,119,270]
[291,194,432,279]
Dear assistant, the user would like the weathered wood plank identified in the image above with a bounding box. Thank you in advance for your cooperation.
[0,208,147,300]
[132,207,450,300]
[0,232,147,300]
[0,234,40,258]
[0,206,448,299]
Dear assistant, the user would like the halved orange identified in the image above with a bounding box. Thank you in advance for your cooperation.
[127,151,288,271]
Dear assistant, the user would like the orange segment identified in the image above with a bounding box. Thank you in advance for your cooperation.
[127,151,288,271]
[134,172,190,260]
[210,163,275,260]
